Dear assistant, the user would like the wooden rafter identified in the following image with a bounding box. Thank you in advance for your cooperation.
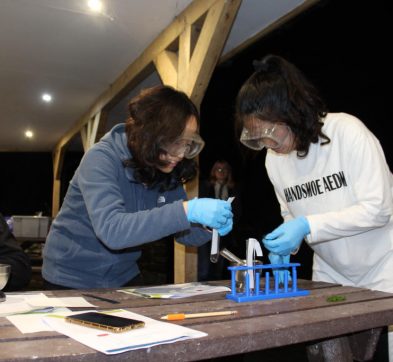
[80,112,100,152]
[153,50,178,88]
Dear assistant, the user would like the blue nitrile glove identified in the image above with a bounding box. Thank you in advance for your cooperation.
[268,253,292,285]
[263,216,310,256]
[217,217,233,236]
[187,198,233,231]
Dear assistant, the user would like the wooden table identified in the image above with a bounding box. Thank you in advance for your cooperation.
[1,280,392,361]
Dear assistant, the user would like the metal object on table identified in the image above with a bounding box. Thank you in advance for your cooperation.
[230,259,263,293]
[220,248,243,264]
[0,264,11,302]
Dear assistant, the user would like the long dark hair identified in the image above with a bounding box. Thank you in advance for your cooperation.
[236,54,330,157]
[209,160,235,189]
[124,85,199,191]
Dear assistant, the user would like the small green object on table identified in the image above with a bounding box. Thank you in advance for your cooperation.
[326,295,346,302]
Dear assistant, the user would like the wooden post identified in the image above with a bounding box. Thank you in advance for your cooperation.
[81,113,100,152]
[154,0,242,282]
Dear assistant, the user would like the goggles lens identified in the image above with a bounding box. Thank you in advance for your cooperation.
[162,133,205,159]
[240,122,289,151]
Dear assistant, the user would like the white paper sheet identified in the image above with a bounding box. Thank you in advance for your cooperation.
[120,282,230,299]
[0,293,96,317]
[0,293,47,316]
[7,307,71,333]
[27,295,96,308]
[43,309,207,355]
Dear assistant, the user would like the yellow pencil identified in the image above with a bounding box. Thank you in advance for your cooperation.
[161,310,237,321]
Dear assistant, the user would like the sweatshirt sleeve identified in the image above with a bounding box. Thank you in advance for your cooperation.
[77,149,206,249]
[175,225,211,246]
[307,120,393,243]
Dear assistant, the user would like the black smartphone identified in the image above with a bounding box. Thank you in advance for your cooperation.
[65,312,145,333]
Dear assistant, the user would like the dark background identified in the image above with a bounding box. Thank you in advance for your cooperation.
[0,0,391,280]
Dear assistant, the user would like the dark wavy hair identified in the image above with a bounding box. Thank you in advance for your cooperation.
[124,85,199,191]
[235,54,330,157]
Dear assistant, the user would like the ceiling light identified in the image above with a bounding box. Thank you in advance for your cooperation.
[25,130,34,139]
[87,0,103,13]
[42,93,52,103]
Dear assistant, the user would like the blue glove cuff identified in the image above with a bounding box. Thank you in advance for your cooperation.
[186,198,197,222]
[298,216,310,235]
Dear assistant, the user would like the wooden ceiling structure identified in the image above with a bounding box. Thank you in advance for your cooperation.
[51,0,317,282]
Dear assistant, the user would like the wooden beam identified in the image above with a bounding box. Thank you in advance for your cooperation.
[174,173,199,283]
[177,22,192,91]
[52,111,106,217]
[81,113,100,152]
[80,126,88,152]
[154,50,178,88]
[188,0,241,105]
[94,109,109,143]
[51,179,61,218]
[53,0,218,155]
[52,146,64,183]
[174,243,198,283]
[186,0,226,96]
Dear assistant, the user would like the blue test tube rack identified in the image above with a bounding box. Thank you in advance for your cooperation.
[226,262,309,303]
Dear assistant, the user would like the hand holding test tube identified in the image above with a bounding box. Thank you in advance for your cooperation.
[210,197,235,263]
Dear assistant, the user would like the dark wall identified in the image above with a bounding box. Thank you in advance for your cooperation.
[60,151,84,204]
[0,151,84,217]
[199,0,391,276]
[0,153,53,216]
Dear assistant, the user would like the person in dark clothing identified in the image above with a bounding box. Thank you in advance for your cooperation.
[0,213,32,291]
[198,160,242,281]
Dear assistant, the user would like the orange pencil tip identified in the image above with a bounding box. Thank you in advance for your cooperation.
[166,313,185,321]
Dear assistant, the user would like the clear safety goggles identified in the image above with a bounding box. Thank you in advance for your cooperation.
[161,133,205,159]
[240,122,290,151]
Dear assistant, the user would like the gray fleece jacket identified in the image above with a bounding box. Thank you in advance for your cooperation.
[42,124,210,288]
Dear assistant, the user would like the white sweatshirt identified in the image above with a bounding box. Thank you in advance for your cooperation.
[266,113,393,292]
